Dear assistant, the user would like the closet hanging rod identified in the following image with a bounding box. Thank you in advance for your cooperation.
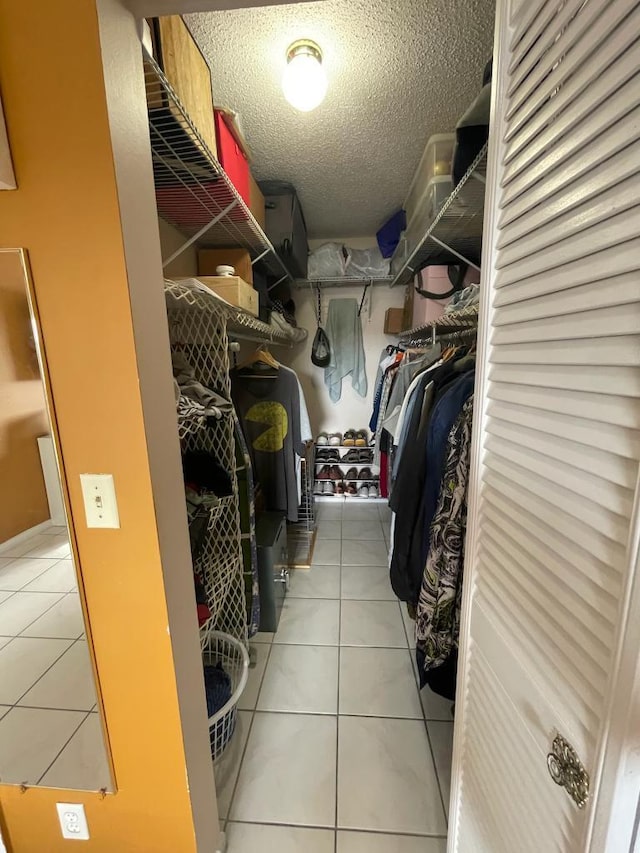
[228,330,293,348]
[399,304,479,346]
[294,276,393,289]
[402,326,477,348]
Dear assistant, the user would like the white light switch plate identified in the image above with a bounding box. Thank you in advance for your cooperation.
[80,474,120,529]
[56,803,90,840]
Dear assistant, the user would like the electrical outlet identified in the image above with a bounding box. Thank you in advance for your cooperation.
[79,473,120,529]
[56,803,90,840]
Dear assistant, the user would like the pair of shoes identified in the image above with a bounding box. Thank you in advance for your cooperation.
[317,465,331,480]
[342,448,373,463]
[317,448,339,463]
[335,481,346,495]
[347,482,379,498]
[318,433,343,447]
[344,428,368,447]
[358,467,373,480]
[345,466,359,480]
[355,429,368,447]
[329,466,344,480]
[356,483,379,498]
[313,481,324,496]
[322,481,336,495]
[343,429,357,446]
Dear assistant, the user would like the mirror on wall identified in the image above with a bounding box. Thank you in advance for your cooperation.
[0,249,113,791]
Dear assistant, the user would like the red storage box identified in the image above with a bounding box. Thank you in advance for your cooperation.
[214,110,250,206]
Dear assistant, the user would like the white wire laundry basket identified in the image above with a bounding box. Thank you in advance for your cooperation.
[203,631,249,762]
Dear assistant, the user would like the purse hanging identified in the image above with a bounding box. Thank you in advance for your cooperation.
[311,284,331,367]
[414,263,469,300]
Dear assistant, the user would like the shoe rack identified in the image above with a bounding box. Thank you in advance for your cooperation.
[313,442,382,501]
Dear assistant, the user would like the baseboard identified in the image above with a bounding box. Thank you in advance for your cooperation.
[0,519,53,555]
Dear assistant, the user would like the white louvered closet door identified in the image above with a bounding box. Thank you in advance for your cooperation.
[450,1,640,851]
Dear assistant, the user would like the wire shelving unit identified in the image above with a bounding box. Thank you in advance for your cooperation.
[287,443,317,568]
[166,278,249,649]
[390,144,488,289]
[165,277,297,347]
[144,54,293,289]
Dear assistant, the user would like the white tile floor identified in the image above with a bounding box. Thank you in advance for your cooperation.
[0,526,110,790]
[218,502,452,852]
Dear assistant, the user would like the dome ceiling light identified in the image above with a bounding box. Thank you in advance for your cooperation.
[282,39,327,113]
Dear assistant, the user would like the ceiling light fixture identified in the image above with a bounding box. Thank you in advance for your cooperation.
[282,39,327,113]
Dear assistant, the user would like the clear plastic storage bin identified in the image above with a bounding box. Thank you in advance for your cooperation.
[404,133,455,227]
[404,175,453,255]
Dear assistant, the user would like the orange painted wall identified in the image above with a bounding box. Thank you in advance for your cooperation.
[0,252,49,541]
[0,1,215,850]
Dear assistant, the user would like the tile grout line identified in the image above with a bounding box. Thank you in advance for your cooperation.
[409,595,450,827]
[0,556,67,595]
[334,506,344,852]
[10,703,97,714]
[9,636,85,709]
[424,714,449,825]
[222,626,276,829]
[5,589,73,641]
[228,817,448,840]
[36,708,93,785]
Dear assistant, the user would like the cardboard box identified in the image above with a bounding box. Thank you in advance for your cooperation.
[188,276,258,317]
[147,16,217,160]
[198,248,253,285]
[384,307,405,335]
[249,174,266,230]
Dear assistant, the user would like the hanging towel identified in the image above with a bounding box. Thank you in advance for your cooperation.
[323,298,367,403]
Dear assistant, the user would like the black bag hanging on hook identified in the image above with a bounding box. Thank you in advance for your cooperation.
[311,285,331,368]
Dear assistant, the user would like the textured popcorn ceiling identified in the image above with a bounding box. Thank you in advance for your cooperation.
[187,0,495,239]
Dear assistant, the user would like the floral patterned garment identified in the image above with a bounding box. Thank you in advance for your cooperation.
[416,395,474,672]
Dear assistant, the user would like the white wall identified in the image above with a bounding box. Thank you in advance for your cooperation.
[280,281,405,436]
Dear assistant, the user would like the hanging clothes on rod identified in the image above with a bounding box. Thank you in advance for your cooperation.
[415,395,474,673]
[365,304,479,702]
[231,346,308,522]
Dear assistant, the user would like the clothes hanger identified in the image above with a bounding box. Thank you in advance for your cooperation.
[237,344,280,371]
[357,280,372,317]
